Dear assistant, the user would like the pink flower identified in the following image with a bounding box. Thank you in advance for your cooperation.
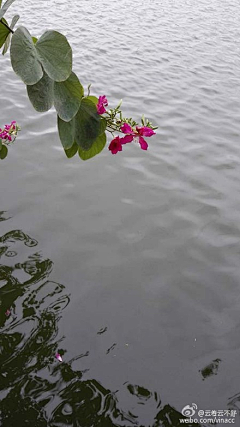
[120,124,155,150]
[5,309,11,317]
[136,126,155,137]
[55,353,63,362]
[97,95,108,115]
[120,123,135,135]
[108,136,123,154]
[121,134,134,144]
[138,136,148,150]
[0,131,8,140]
[0,121,18,140]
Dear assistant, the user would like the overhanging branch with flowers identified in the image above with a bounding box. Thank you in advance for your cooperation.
[0,0,157,160]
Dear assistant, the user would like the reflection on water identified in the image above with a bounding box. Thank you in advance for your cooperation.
[0,225,200,426]
[199,359,221,381]
[2,0,240,423]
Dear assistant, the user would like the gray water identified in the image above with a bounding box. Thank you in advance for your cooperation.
[1,0,240,425]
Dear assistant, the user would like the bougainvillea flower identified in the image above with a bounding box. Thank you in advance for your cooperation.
[97,95,108,115]
[108,136,123,154]
[136,126,155,137]
[120,124,155,150]
[138,136,148,150]
[120,123,135,135]
[5,309,11,317]
[55,353,63,362]
[121,134,134,144]
[0,121,18,140]
[0,131,8,140]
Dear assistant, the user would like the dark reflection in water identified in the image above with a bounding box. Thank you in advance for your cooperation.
[0,211,11,222]
[0,227,201,427]
[199,359,221,381]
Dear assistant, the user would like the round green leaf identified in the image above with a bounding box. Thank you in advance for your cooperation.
[0,144,8,159]
[78,132,106,160]
[36,30,72,82]
[10,26,43,85]
[64,141,78,158]
[87,95,98,105]
[54,72,83,122]
[0,18,10,48]
[74,98,106,151]
[57,98,106,152]
[57,115,75,149]
[27,71,54,112]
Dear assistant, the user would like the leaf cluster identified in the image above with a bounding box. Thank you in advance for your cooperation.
[0,0,107,160]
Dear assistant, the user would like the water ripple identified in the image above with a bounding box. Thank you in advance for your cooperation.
[1,0,240,424]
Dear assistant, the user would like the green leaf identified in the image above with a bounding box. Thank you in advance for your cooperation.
[0,0,16,20]
[0,144,8,159]
[10,26,43,85]
[10,13,19,29]
[27,71,54,112]
[32,36,37,44]
[74,98,106,150]
[2,14,19,55]
[54,72,83,122]
[87,95,98,105]
[78,132,106,160]
[10,27,72,85]
[64,141,78,158]
[0,18,10,48]
[36,30,72,82]
[0,138,2,150]
[57,115,75,149]
[58,98,106,153]
[2,32,10,54]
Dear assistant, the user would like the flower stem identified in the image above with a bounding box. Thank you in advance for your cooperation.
[0,19,14,34]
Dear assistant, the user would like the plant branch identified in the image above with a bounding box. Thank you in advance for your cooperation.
[0,19,14,34]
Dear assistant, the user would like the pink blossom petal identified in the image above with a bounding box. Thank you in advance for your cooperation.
[55,353,63,362]
[96,105,107,115]
[96,95,108,115]
[98,95,108,106]
[5,309,11,317]
[108,136,123,154]
[136,126,156,137]
[120,123,134,134]
[138,136,148,150]
[121,134,134,144]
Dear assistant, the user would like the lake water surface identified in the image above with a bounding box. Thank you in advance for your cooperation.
[1,1,240,426]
